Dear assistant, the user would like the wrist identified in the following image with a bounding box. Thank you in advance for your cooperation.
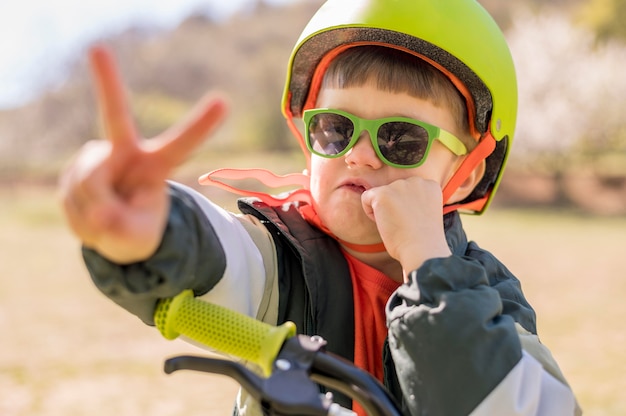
[400,242,452,283]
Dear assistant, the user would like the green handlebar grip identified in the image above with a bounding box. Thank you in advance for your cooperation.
[154,290,296,376]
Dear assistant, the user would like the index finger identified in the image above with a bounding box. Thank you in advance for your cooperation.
[89,45,137,148]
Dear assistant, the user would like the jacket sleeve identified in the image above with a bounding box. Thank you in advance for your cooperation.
[386,255,578,416]
[82,182,270,325]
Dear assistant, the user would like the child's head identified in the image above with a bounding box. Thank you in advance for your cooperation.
[307,72,481,249]
[281,0,517,214]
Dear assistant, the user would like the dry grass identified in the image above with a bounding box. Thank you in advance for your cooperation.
[1,184,624,415]
[0,185,238,416]
[464,210,626,416]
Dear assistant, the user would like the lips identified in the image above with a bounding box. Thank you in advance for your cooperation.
[339,179,371,194]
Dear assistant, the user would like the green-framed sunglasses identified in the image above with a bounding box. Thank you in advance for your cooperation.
[303,108,468,168]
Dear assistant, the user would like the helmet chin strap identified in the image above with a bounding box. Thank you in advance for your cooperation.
[442,132,496,214]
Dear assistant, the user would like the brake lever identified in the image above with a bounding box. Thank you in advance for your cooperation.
[164,334,400,415]
[164,334,340,415]
[165,355,265,404]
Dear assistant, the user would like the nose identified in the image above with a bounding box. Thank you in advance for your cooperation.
[344,132,383,169]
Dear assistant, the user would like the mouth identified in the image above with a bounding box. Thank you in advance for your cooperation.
[339,179,370,194]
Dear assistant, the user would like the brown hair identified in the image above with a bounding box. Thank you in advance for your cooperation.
[322,46,474,148]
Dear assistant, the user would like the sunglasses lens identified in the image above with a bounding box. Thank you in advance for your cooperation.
[377,122,430,166]
[308,113,354,156]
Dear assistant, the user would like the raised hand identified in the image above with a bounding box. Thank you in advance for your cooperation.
[361,177,452,280]
[59,45,228,264]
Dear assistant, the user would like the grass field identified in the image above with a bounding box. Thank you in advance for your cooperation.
[1,184,624,415]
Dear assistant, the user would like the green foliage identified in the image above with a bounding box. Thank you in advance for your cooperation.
[235,108,296,152]
[577,0,626,42]
[132,91,192,137]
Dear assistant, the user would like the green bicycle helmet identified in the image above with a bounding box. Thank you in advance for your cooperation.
[281,0,517,214]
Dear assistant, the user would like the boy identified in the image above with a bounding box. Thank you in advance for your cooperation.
[60,0,581,414]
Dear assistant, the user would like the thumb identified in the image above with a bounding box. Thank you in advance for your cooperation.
[360,189,377,223]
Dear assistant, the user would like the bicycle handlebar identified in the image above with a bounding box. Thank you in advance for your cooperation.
[154,290,296,376]
[154,290,403,415]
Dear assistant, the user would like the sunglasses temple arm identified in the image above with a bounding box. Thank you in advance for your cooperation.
[442,133,495,206]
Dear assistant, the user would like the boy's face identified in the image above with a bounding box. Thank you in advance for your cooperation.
[308,81,466,247]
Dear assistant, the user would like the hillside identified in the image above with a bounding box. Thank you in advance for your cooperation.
[0,0,323,177]
[0,0,623,214]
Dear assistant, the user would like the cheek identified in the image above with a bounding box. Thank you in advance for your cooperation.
[415,144,461,185]
[308,157,331,197]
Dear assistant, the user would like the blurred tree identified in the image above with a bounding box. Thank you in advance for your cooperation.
[132,92,193,138]
[506,9,626,203]
[0,0,324,176]
[577,0,626,42]
[479,0,583,30]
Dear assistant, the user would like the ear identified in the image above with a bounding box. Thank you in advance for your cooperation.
[446,159,486,204]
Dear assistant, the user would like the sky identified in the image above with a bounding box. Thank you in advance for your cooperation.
[0,0,299,109]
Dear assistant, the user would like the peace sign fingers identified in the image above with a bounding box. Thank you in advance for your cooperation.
[61,44,230,263]
[89,44,229,176]
[89,45,138,153]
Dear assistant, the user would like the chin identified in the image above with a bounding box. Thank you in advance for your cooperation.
[325,210,380,243]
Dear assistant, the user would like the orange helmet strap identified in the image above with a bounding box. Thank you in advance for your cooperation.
[442,131,496,213]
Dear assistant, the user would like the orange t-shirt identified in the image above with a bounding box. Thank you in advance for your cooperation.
[344,251,402,414]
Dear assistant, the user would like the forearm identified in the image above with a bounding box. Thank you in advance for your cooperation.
[387,255,521,415]
[386,255,578,415]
